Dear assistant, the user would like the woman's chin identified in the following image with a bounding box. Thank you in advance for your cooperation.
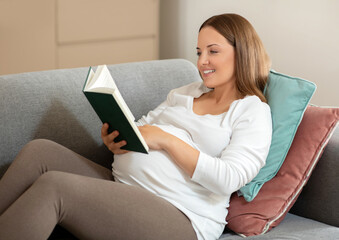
[202,80,215,89]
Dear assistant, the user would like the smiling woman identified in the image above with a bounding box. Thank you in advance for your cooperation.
[195,27,239,115]
[196,28,236,90]
[0,13,272,240]
[197,14,271,104]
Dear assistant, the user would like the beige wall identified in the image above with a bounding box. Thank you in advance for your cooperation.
[160,0,339,106]
[0,0,159,75]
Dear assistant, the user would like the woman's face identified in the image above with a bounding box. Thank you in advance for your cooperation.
[197,27,236,89]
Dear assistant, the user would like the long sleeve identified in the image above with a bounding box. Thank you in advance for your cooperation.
[135,101,168,126]
[113,82,272,240]
[191,98,272,196]
[136,82,205,126]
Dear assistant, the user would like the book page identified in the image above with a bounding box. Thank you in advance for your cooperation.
[86,65,116,94]
[90,65,136,125]
[113,89,135,122]
[84,68,95,89]
[112,90,148,151]
[83,65,149,152]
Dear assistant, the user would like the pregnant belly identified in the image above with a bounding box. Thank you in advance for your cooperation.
[112,124,194,192]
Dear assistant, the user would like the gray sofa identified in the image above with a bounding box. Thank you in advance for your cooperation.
[0,59,338,240]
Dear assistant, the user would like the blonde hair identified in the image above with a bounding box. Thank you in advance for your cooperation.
[199,13,271,102]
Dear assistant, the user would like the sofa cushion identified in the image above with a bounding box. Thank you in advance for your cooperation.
[226,105,339,237]
[239,70,316,201]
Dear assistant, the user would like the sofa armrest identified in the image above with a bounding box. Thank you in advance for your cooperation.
[290,126,339,227]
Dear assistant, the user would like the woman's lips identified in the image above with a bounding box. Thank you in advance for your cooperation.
[203,69,215,74]
[201,69,215,77]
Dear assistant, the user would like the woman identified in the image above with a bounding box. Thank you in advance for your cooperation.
[0,13,272,240]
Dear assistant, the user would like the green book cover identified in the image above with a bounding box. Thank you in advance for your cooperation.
[82,65,149,154]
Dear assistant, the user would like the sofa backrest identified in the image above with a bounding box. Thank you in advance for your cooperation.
[0,59,201,176]
[291,126,339,227]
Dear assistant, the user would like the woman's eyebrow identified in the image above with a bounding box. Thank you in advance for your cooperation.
[207,44,220,48]
[196,44,220,50]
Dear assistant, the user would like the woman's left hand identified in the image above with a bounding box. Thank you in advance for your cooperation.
[138,125,169,150]
[139,124,199,177]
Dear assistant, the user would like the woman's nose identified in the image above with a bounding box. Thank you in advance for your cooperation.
[198,53,209,66]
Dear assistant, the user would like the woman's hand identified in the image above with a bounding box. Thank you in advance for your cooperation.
[138,125,168,150]
[139,124,199,178]
[101,123,129,154]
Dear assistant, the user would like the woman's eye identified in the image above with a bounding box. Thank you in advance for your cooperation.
[196,52,201,56]
[210,50,218,54]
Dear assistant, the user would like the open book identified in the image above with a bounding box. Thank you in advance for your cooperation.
[83,65,149,154]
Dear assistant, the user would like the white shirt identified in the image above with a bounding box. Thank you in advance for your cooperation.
[113,82,272,240]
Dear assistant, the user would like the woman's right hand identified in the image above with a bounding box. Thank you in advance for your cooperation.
[101,123,129,154]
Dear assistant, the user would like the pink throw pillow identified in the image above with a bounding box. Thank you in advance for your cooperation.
[226,105,339,237]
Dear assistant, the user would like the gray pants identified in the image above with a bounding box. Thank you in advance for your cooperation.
[0,139,197,240]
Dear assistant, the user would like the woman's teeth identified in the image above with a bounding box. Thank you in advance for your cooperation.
[203,70,215,74]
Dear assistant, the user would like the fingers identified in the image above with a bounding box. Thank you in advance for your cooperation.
[101,123,128,154]
[101,123,111,138]
[105,134,128,154]
[112,148,129,155]
[107,130,120,143]
[108,139,127,151]
[108,140,128,155]
[101,124,121,143]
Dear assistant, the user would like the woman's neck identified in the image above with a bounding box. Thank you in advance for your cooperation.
[193,83,243,116]
[206,83,242,105]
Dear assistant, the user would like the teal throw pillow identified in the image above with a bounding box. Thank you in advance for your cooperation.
[239,70,316,202]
